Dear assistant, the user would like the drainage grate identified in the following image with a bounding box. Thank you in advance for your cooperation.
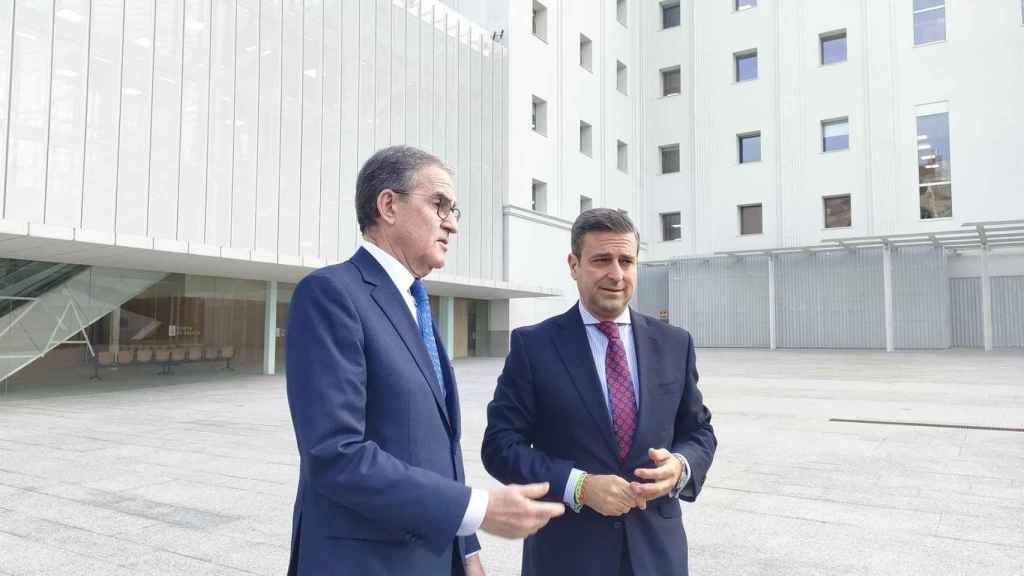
[829,418,1024,433]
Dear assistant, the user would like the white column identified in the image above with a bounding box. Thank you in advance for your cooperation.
[981,247,993,352]
[882,243,895,352]
[110,308,121,355]
[768,254,777,350]
[438,296,455,353]
[263,281,278,375]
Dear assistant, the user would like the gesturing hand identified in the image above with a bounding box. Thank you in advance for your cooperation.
[630,448,684,504]
[581,474,643,516]
[481,483,565,539]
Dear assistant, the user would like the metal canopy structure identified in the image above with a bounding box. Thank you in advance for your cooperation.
[642,220,1024,354]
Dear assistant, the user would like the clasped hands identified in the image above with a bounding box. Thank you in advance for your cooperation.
[582,448,684,517]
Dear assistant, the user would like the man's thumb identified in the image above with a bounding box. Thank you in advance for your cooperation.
[518,482,550,500]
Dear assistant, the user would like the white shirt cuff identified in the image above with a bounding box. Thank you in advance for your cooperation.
[564,468,586,511]
[457,488,489,536]
[670,453,691,498]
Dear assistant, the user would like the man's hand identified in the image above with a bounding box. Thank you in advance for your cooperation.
[464,553,486,576]
[480,483,565,539]
[581,474,643,516]
[630,448,684,504]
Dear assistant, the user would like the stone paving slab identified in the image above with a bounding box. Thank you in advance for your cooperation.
[0,349,1022,576]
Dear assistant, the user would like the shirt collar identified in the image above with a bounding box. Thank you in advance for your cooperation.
[363,240,417,296]
[578,301,631,326]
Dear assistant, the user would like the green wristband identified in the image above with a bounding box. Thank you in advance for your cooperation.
[572,472,588,513]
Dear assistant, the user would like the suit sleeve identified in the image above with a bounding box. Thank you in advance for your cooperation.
[481,329,574,502]
[286,273,471,555]
[671,333,717,502]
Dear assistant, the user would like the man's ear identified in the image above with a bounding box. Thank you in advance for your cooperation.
[568,253,579,281]
[376,189,398,225]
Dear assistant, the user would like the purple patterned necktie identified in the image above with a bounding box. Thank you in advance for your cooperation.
[596,321,637,461]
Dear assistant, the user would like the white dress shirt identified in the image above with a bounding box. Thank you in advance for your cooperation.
[362,241,488,544]
[563,302,691,509]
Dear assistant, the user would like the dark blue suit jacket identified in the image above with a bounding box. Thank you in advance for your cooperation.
[286,247,479,576]
[482,305,716,575]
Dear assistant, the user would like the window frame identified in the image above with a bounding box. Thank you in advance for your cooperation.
[822,194,852,229]
[913,0,946,46]
[735,0,757,12]
[659,144,681,174]
[617,140,629,173]
[661,0,681,30]
[737,131,762,164]
[532,1,548,43]
[531,95,547,136]
[579,33,593,72]
[660,212,682,242]
[819,29,848,65]
[660,65,682,97]
[821,117,850,153]
[734,49,758,82]
[579,121,593,157]
[738,204,764,236]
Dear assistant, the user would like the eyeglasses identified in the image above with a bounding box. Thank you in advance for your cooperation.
[393,190,462,223]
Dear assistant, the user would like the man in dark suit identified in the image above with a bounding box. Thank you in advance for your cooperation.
[286,146,564,576]
[482,208,717,575]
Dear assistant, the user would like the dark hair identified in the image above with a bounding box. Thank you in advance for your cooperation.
[571,208,640,257]
[355,145,450,233]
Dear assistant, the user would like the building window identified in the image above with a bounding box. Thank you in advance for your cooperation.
[739,204,763,235]
[532,179,548,213]
[579,34,593,72]
[913,0,945,45]
[660,144,680,174]
[735,0,757,11]
[823,195,852,228]
[822,117,849,152]
[617,0,627,27]
[532,1,548,42]
[617,140,628,173]
[820,30,847,65]
[661,212,682,241]
[917,111,952,219]
[580,195,593,213]
[735,49,758,82]
[579,121,593,157]
[738,131,761,164]
[661,1,681,29]
[661,66,681,96]
[531,96,547,136]
[616,61,628,94]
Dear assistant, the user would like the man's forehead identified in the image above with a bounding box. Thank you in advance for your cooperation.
[415,167,456,200]
[583,232,637,255]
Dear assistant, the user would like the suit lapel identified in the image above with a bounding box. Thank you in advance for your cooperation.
[628,308,658,461]
[553,305,618,456]
[353,248,452,432]
[435,325,460,439]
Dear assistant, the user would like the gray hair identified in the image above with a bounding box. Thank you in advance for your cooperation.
[571,208,640,258]
[355,145,451,233]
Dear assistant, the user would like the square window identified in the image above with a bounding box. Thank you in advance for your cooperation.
[739,204,763,235]
[820,30,847,65]
[580,34,593,71]
[913,0,945,45]
[660,144,680,174]
[532,179,548,213]
[532,1,548,42]
[661,212,682,241]
[616,61,628,94]
[917,111,952,219]
[532,96,547,136]
[662,1,681,29]
[823,195,851,228]
[661,66,681,96]
[617,0,627,27]
[580,195,593,213]
[735,49,758,82]
[736,0,757,11]
[738,131,761,163]
[822,118,849,152]
[579,121,593,157]
[617,140,628,173]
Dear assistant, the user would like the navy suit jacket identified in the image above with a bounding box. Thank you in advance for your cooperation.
[286,247,479,576]
[482,305,716,576]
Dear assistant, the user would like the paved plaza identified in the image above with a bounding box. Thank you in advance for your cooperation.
[0,350,1022,575]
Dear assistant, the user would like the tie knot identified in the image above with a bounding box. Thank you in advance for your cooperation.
[596,321,620,341]
[410,278,428,305]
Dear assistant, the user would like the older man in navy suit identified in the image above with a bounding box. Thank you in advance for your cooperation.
[285,146,564,576]
[483,208,717,575]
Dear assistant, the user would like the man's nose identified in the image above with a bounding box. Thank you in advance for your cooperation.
[443,216,458,234]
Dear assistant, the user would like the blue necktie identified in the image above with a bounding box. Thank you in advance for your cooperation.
[410,279,445,398]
